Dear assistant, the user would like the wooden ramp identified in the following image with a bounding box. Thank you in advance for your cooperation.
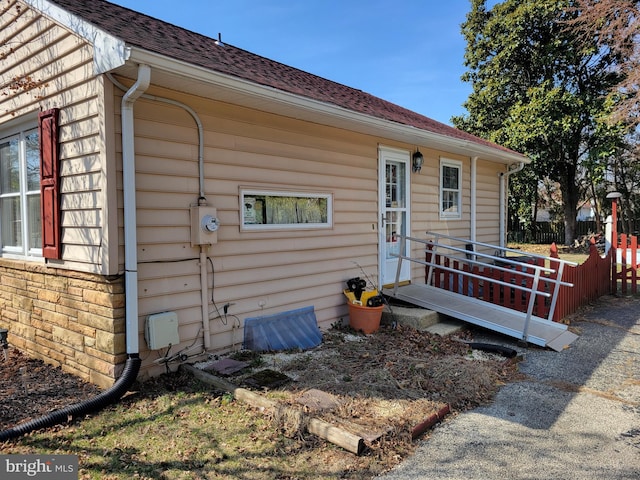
[383,284,578,352]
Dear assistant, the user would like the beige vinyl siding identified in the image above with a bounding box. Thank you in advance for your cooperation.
[409,154,504,279]
[113,85,509,377]
[411,151,472,237]
[405,146,437,284]
[110,89,508,375]
[1,2,110,274]
[412,152,462,280]
[476,160,503,245]
[110,86,379,368]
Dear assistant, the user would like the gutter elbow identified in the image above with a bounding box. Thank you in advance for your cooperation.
[122,64,151,108]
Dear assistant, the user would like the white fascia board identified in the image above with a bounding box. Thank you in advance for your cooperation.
[24,0,129,74]
[129,47,530,165]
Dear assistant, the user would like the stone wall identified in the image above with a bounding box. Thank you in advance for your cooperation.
[0,259,125,389]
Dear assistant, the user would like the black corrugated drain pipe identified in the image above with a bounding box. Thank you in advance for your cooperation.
[0,354,141,442]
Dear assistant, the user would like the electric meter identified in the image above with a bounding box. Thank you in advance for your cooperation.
[190,205,219,246]
[201,214,220,232]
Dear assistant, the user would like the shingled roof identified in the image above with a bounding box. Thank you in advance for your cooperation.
[45,0,519,156]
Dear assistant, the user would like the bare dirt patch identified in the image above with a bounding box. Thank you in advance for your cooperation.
[1,323,522,473]
[194,322,523,457]
[0,243,597,477]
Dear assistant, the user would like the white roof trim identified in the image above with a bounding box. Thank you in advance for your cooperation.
[24,0,129,74]
[129,49,529,165]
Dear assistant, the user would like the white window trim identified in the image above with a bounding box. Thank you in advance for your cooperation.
[0,118,43,260]
[240,188,333,231]
[439,157,462,220]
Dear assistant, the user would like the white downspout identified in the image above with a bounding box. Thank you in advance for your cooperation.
[470,156,478,242]
[109,72,211,351]
[499,162,525,248]
[121,64,151,354]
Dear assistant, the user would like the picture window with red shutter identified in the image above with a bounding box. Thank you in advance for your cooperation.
[0,119,42,259]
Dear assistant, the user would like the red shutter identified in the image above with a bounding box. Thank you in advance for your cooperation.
[39,108,61,259]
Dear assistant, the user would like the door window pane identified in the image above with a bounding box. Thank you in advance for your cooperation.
[385,162,406,208]
[385,211,405,259]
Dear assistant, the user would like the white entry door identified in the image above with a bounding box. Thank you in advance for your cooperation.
[379,146,411,286]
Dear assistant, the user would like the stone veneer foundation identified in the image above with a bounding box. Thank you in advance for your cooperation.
[0,259,126,389]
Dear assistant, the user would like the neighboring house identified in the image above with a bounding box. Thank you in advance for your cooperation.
[576,200,596,222]
[536,200,596,223]
[0,0,529,387]
[536,209,553,222]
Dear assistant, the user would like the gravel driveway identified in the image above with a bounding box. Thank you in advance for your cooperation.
[377,295,640,480]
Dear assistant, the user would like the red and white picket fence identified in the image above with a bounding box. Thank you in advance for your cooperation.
[612,233,640,295]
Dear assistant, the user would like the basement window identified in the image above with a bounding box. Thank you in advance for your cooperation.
[240,189,333,231]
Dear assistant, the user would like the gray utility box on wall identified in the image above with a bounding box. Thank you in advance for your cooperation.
[145,311,180,350]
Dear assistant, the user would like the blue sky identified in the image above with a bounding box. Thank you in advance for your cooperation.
[110,1,478,126]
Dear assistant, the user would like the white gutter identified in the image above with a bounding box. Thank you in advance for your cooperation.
[127,49,529,166]
[499,162,525,248]
[121,64,151,354]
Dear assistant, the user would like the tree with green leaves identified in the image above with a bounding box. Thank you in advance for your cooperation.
[454,0,626,245]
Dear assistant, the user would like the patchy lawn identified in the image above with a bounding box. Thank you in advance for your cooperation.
[507,242,592,264]
[1,323,522,479]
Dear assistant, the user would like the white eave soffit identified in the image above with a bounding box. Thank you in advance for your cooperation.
[25,0,130,74]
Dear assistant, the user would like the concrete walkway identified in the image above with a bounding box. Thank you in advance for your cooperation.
[377,295,640,480]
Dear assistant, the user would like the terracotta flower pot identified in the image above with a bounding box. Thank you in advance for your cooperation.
[347,302,384,334]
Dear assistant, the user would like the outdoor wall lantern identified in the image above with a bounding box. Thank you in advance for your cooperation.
[412,149,424,173]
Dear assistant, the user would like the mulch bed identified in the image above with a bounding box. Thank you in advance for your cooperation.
[0,349,102,430]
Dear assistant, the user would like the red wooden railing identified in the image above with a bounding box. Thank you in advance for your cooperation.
[549,240,611,321]
[426,237,612,323]
[427,248,555,320]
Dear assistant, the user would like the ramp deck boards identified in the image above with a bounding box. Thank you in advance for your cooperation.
[383,284,578,351]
